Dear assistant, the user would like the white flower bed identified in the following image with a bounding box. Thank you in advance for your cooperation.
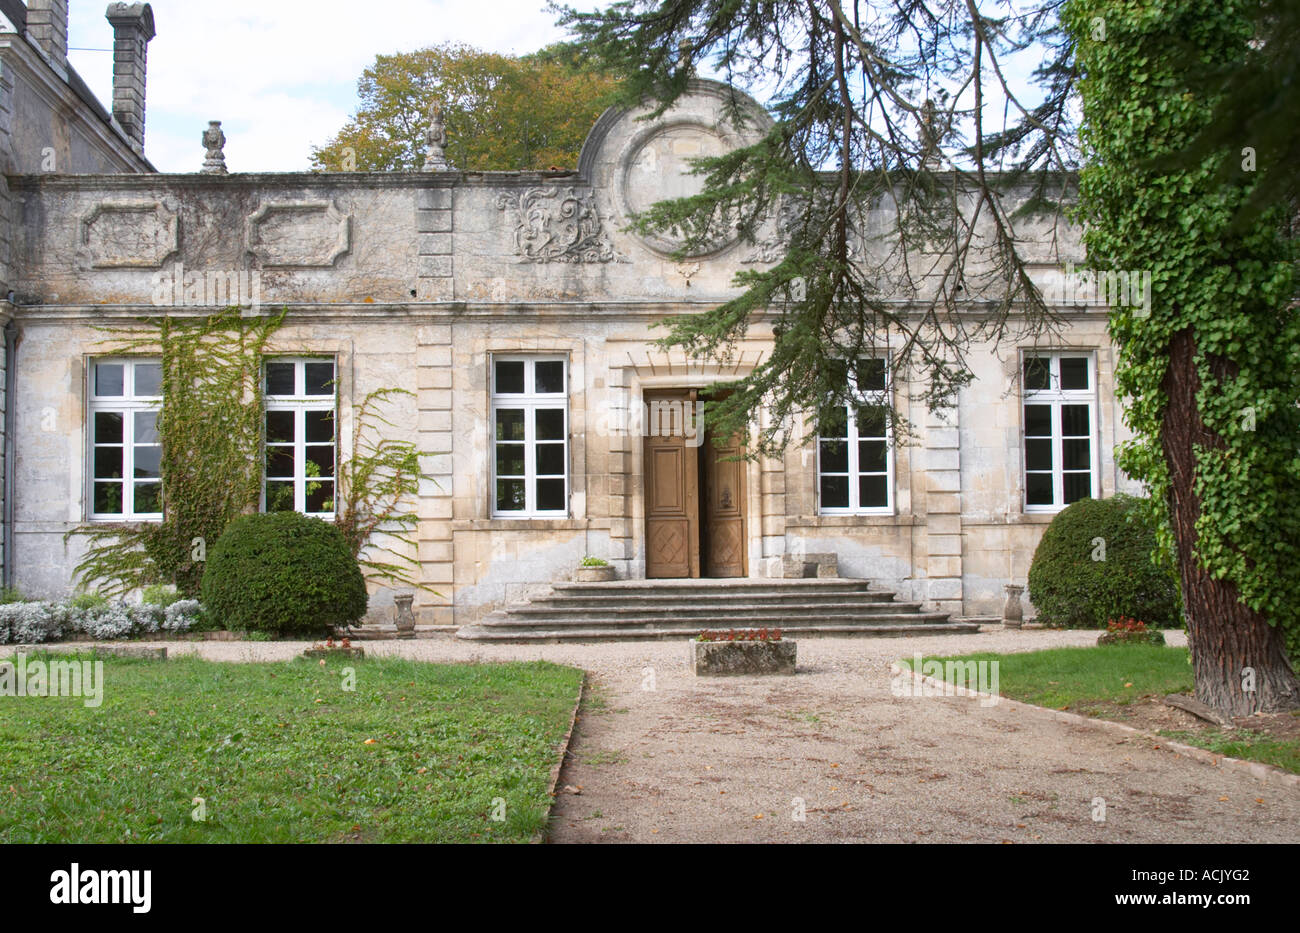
[0,597,204,644]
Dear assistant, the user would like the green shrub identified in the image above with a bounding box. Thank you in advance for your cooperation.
[142,584,180,607]
[0,586,27,604]
[1027,495,1181,630]
[201,512,368,637]
[69,592,109,612]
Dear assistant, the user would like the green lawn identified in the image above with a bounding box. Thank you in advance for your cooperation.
[901,644,1193,709]
[0,653,583,843]
[902,645,1300,774]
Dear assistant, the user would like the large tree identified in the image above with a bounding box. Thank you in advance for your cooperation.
[311,43,619,172]
[557,0,1299,714]
[1067,0,1299,714]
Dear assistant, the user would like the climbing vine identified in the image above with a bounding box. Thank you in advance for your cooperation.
[1066,0,1300,697]
[68,309,433,599]
[335,387,435,593]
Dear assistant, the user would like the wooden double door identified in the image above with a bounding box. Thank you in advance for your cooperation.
[644,389,747,578]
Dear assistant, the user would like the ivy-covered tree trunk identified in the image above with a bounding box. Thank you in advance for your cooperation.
[1162,330,1298,714]
[1069,0,1300,716]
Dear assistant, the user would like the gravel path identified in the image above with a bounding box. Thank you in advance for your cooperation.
[131,628,1299,843]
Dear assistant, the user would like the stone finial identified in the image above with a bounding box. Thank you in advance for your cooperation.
[201,120,227,174]
[422,102,451,171]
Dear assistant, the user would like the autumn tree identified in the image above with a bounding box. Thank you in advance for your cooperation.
[311,42,619,172]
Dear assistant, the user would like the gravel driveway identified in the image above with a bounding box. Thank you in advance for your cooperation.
[143,628,1300,843]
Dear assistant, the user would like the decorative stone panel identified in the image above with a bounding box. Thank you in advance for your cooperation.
[79,200,178,268]
[245,200,351,269]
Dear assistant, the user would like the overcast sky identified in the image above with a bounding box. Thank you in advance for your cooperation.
[66,0,572,173]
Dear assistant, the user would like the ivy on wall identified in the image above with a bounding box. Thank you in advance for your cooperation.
[68,309,433,600]
[1066,0,1300,706]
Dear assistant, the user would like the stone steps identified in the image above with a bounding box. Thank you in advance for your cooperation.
[456,577,980,642]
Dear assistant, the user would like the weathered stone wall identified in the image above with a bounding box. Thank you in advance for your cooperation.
[3,80,1132,623]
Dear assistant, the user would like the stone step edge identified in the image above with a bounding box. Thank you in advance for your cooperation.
[455,622,981,642]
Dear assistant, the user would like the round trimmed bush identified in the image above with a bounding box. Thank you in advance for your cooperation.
[1027,494,1181,629]
[201,512,368,636]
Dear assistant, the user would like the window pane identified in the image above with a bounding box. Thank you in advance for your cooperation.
[95,411,123,445]
[535,478,565,511]
[1063,438,1091,471]
[266,410,294,444]
[495,443,525,477]
[819,439,849,474]
[93,482,123,514]
[495,408,525,441]
[819,406,848,439]
[856,358,886,391]
[134,482,162,514]
[820,475,849,509]
[265,362,295,395]
[536,443,565,476]
[133,446,161,479]
[1026,472,1054,506]
[859,475,888,508]
[1024,357,1050,390]
[856,405,887,439]
[134,363,162,397]
[1063,473,1092,504]
[305,410,334,443]
[494,360,525,395]
[1024,404,1052,437]
[1061,404,1090,436]
[1059,358,1089,390]
[265,445,294,478]
[859,439,887,474]
[265,481,295,512]
[1025,438,1053,472]
[304,362,334,396]
[95,363,124,397]
[94,446,123,479]
[534,360,565,394]
[133,411,159,444]
[306,445,335,479]
[535,408,565,441]
[306,481,334,514]
[496,478,526,511]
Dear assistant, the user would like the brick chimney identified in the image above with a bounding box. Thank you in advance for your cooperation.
[105,2,156,154]
[26,0,69,73]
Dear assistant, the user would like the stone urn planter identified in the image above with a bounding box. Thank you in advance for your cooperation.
[575,563,616,583]
[693,635,796,676]
[1002,584,1025,629]
[302,639,364,660]
[393,592,416,639]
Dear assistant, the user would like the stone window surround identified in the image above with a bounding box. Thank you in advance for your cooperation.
[1018,348,1101,513]
[262,356,338,518]
[85,355,162,522]
[488,353,571,519]
[815,356,896,516]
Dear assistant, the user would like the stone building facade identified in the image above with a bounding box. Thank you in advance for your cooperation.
[0,2,1139,625]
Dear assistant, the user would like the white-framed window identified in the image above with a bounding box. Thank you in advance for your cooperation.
[817,358,893,514]
[491,355,569,517]
[1022,352,1098,511]
[263,358,337,517]
[88,358,164,521]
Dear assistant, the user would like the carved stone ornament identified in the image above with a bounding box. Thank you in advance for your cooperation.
[245,200,352,269]
[201,120,227,174]
[422,102,451,172]
[495,186,627,264]
[80,200,179,269]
